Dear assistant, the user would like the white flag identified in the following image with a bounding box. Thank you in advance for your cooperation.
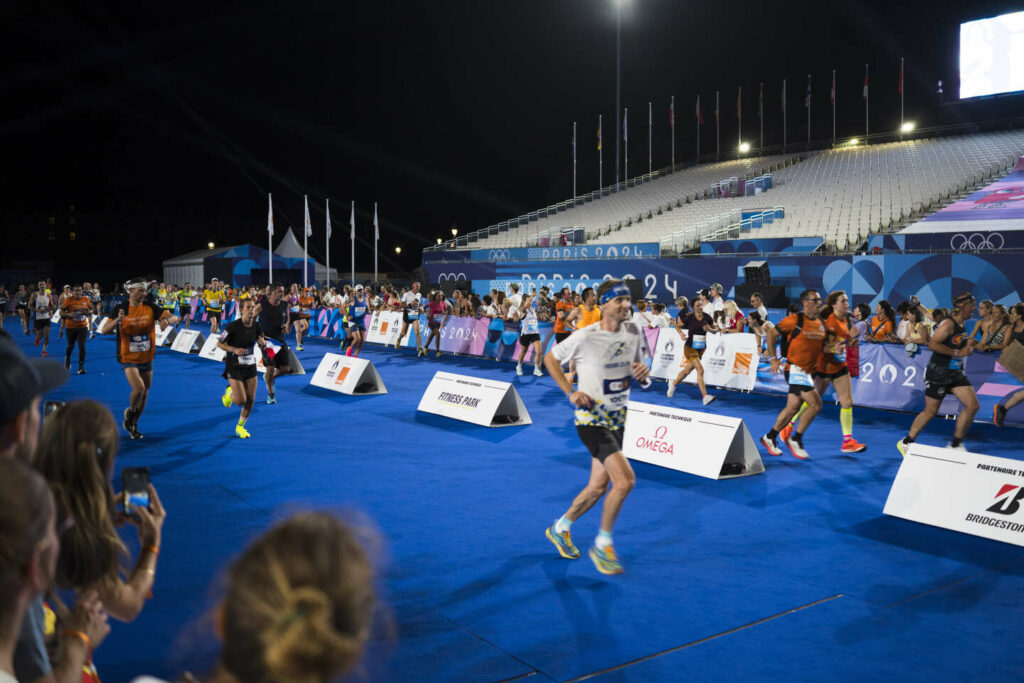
[325,199,332,239]
[373,203,379,240]
[267,193,274,236]
[304,195,312,237]
[350,201,355,240]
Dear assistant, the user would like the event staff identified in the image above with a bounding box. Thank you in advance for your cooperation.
[514,292,544,377]
[60,284,93,374]
[543,280,648,576]
[204,279,226,335]
[869,301,898,343]
[779,290,867,454]
[994,303,1024,427]
[898,292,979,454]
[761,290,827,460]
[254,283,291,404]
[666,294,716,405]
[218,298,264,438]
[28,281,53,356]
[344,285,369,357]
[101,278,177,439]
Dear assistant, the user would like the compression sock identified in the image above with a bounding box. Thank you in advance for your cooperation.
[789,402,808,427]
[554,515,573,533]
[595,529,613,550]
[840,407,853,437]
[766,428,780,440]
[237,417,247,428]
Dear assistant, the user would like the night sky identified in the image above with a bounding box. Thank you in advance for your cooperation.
[3,0,1019,279]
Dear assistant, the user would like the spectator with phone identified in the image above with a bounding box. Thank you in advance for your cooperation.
[34,400,166,623]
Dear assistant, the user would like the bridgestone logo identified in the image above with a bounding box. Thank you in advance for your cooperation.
[964,513,1024,532]
[438,392,481,408]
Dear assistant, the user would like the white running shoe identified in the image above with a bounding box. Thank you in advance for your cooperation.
[702,394,716,406]
[760,434,783,456]
[533,366,543,377]
[516,364,523,376]
[666,381,676,398]
[785,435,810,460]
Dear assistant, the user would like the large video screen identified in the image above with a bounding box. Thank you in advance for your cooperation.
[960,10,1024,99]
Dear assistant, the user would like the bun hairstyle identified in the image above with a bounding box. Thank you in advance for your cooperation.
[220,512,375,683]
[819,290,847,321]
[34,400,125,591]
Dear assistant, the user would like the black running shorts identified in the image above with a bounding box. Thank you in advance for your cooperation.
[576,425,625,463]
[924,366,971,400]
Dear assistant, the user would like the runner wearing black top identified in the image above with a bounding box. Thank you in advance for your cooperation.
[666,294,717,405]
[254,283,291,404]
[217,298,264,438]
[898,292,979,454]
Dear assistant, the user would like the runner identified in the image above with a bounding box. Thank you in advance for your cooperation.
[15,284,30,335]
[779,290,867,453]
[0,284,8,331]
[59,284,93,374]
[760,290,827,460]
[159,283,177,324]
[177,282,195,330]
[994,303,1024,427]
[56,285,71,340]
[295,287,314,351]
[543,279,648,575]
[101,278,177,439]
[898,292,979,454]
[343,284,369,357]
[513,292,544,376]
[217,298,264,438]
[88,282,104,338]
[563,287,601,383]
[28,281,53,356]
[424,291,450,357]
[254,283,292,404]
[666,294,717,405]
[396,281,424,355]
[204,278,226,335]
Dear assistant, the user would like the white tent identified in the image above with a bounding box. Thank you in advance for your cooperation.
[162,246,234,286]
[274,227,338,285]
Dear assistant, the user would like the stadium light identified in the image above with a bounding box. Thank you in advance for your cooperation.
[847,138,860,146]
[738,142,751,153]
[901,121,915,133]
[395,246,402,255]
[436,237,443,245]
[207,241,215,249]
[451,228,458,237]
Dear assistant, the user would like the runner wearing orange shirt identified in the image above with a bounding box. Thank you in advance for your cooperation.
[760,290,827,460]
[101,278,178,439]
[59,284,93,374]
[295,289,315,351]
[563,287,601,384]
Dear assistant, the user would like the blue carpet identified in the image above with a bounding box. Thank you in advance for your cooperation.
[6,318,1023,682]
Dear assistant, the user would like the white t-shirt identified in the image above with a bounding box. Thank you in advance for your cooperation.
[896,319,910,342]
[704,296,725,317]
[551,322,644,428]
[520,307,539,334]
[401,291,420,310]
[752,304,768,322]
[506,292,523,313]
[651,312,672,328]
[631,310,655,328]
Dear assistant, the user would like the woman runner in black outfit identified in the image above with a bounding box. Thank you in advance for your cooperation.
[217,299,265,438]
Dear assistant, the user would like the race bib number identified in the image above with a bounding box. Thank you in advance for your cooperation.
[300,307,310,316]
[949,357,964,371]
[129,335,151,353]
[524,319,539,334]
[238,353,256,366]
[833,349,847,363]
[408,312,419,320]
[353,306,366,316]
[290,306,300,313]
[72,311,87,322]
[691,334,706,350]
[789,366,814,387]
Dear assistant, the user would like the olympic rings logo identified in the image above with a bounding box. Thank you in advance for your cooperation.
[488,250,511,261]
[436,273,468,281]
[950,233,1005,251]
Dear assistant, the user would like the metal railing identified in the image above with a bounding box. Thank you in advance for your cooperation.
[659,206,785,252]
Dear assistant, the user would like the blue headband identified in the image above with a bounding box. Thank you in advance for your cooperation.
[600,283,632,305]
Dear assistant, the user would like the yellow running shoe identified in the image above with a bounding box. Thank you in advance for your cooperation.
[589,545,624,575]
[235,424,251,439]
[545,524,580,559]
[221,386,232,408]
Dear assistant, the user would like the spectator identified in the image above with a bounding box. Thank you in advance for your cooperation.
[968,299,995,344]
[903,307,930,356]
[979,304,1012,352]
[35,400,166,623]
[749,292,768,325]
[0,337,67,462]
[722,300,746,333]
[895,301,913,342]
[469,293,483,318]
[482,295,498,318]
[631,299,655,328]
[869,300,898,343]
[705,284,725,316]
[650,303,672,328]
[851,303,871,341]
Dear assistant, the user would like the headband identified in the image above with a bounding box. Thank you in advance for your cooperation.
[600,283,632,305]
[953,293,974,307]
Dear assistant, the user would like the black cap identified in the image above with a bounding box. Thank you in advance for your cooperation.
[0,338,69,425]
[697,288,711,299]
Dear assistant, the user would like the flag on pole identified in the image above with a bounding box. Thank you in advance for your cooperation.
[714,93,719,123]
[648,101,652,130]
[597,118,602,150]
[781,80,787,113]
[373,203,379,240]
[349,201,355,240]
[267,193,274,236]
[304,195,312,237]
[804,75,812,108]
[670,97,675,126]
[759,83,763,116]
[623,108,628,141]
[898,59,904,94]
[696,95,704,125]
[831,71,836,105]
[325,199,332,238]
[863,65,869,100]
[737,86,741,119]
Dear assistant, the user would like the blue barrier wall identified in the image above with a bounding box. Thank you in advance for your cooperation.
[700,237,822,255]
[422,243,660,263]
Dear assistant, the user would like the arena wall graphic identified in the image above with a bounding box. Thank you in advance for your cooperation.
[424,253,1024,309]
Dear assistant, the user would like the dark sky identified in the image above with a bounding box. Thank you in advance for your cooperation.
[3,0,1020,275]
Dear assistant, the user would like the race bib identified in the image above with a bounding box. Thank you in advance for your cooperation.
[691,335,706,350]
[408,312,419,320]
[72,311,87,322]
[833,349,847,363]
[353,306,366,316]
[524,319,539,334]
[289,305,300,313]
[789,366,814,387]
[238,353,256,366]
[300,307,310,316]
[129,335,151,353]
[949,357,964,371]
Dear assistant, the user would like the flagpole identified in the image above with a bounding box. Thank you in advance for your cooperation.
[303,194,308,289]
[267,193,273,284]
[670,95,676,169]
[572,121,577,198]
[350,201,355,286]
[737,86,742,148]
[832,69,836,144]
[900,57,905,133]
[624,107,628,181]
[865,63,870,139]
[648,100,652,174]
[598,114,603,189]
[696,95,700,162]
[807,74,811,146]
[759,83,763,150]
[782,78,787,152]
[373,202,379,285]
[325,198,331,290]
[715,90,720,159]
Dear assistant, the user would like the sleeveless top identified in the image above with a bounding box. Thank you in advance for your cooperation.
[928,318,968,371]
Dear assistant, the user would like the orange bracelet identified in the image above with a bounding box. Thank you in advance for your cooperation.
[145,545,160,556]
[63,629,91,654]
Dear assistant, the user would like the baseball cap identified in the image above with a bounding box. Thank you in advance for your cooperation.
[354,284,364,291]
[697,288,711,299]
[0,338,68,425]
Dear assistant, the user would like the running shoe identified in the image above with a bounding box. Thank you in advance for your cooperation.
[841,437,867,453]
[221,386,233,408]
[589,545,624,575]
[266,395,277,405]
[533,366,543,377]
[946,442,967,453]
[545,525,580,559]
[235,425,251,439]
[34,337,40,346]
[41,350,47,357]
[77,368,86,375]
[760,434,783,456]
[89,332,95,340]
[435,351,442,358]
[702,394,716,406]
[516,364,523,376]
[666,381,676,398]
[127,423,143,440]
[417,347,426,357]
[64,357,71,370]
[896,438,910,457]
[296,345,304,351]
[994,404,1007,428]
[122,409,132,434]
[785,435,810,460]
[779,422,794,444]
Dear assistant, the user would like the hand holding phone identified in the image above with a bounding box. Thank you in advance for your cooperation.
[122,467,151,515]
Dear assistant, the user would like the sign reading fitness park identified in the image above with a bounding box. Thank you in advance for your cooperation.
[309,353,387,395]
[623,400,763,479]
[417,371,531,427]
[170,329,204,353]
[884,444,1024,547]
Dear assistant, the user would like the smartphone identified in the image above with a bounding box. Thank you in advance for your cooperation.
[44,400,66,417]
[122,467,151,515]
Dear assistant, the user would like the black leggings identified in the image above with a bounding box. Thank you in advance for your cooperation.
[65,327,87,367]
